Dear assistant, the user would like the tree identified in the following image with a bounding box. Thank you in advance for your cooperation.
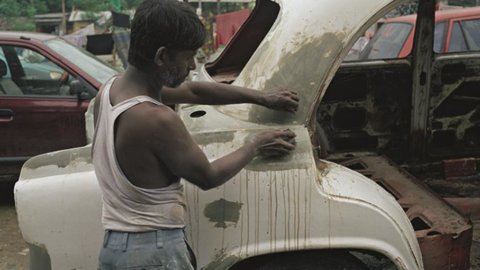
[0,0,21,17]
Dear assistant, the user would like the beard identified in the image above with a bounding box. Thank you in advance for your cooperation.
[161,66,187,88]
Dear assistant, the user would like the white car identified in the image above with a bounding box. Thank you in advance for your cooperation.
[16,0,477,269]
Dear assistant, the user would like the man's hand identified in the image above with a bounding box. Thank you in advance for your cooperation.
[247,129,297,157]
[261,88,299,113]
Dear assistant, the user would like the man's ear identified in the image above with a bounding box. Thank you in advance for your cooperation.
[153,46,169,66]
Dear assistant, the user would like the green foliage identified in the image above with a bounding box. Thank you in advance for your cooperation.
[0,0,255,26]
[449,0,479,6]
[33,1,48,14]
[71,0,110,12]
[5,17,35,31]
[40,0,63,13]
[0,0,49,17]
[0,0,21,17]
[124,0,143,9]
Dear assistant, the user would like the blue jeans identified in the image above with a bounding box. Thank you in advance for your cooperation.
[98,229,196,270]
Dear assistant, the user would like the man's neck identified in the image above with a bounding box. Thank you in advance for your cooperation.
[123,65,164,101]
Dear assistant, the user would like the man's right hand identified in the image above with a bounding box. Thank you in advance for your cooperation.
[248,129,296,157]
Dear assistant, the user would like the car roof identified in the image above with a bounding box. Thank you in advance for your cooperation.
[0,31,57,42]
[386,6,480,24]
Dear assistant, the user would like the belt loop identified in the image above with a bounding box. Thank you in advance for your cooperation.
[156,230,163,248]
[103,230,111,248]
[121,232,129,252]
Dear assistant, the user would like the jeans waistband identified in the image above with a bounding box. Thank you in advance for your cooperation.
[103,228,185,251]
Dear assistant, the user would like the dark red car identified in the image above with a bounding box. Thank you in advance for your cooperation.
[0,31,118,182]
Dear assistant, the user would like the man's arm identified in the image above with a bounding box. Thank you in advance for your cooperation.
[161,81,299,113]
[151,109,296,190]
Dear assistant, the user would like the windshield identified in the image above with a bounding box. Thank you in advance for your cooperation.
[44,38,119,84]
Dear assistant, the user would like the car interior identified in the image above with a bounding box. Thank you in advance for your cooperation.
[0,46,75,97]
[0,59,23,96]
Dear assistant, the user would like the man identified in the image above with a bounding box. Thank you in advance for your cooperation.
[92,0,298,269]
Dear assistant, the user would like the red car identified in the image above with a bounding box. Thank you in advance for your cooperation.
[360,6,480,59]
[0,31,118,182]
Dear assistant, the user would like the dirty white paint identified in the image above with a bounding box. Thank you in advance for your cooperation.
[183,127,422,270]
[15,0,423,269]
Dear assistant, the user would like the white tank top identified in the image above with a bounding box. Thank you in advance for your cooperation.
[92,77,186,231]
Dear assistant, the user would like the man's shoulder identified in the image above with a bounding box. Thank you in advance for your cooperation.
[120,102,184,141]
[132,102,182,128]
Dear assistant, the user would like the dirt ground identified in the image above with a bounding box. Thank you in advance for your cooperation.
[473,219,480,270]
[0,181,478,270]
[0,182,28,270]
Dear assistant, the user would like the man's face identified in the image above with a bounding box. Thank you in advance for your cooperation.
[161,49,197,88]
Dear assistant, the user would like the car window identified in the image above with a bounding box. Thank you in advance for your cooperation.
[448,22,468,52]
[0,49,12,78]
[459,18,480,50]
[359,22,413,60]
[434,21,447,52]
[347,4,480,61]
[0,45,75,97]
[45,38,118,84]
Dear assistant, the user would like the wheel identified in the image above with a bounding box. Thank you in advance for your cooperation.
[230,250,368,270]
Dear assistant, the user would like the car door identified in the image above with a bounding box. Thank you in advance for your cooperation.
[0,44,90,179]
[427,15,480,158]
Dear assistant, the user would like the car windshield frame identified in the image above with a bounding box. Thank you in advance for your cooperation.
[44,38,119,85]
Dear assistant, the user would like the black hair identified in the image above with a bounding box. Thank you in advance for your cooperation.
[128,0,206,70]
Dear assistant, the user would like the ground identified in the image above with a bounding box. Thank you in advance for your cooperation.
[473,219,480,270]
[0,180,478,270]
[0,182,28,270]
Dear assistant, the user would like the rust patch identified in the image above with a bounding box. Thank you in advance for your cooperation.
[443,158,477,179]
[339,155,472,270]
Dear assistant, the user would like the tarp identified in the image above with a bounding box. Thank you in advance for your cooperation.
[112,11,130,28]
[86,34,114,55]
[215,9,250,48]
[63,23,95,48]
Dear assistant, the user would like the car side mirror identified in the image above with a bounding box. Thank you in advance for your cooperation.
[70,79,92,100]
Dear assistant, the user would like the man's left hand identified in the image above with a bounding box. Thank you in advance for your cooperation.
[261,88,299,113]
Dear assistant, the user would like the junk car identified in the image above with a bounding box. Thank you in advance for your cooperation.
[15,0,479,269]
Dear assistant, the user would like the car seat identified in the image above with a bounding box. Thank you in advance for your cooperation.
[0,59,23,96]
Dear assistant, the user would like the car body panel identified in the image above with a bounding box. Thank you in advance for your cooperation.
[0,96,88,157]
[16,128,421,269]
[15,0,425,269]
[212,0,401,126]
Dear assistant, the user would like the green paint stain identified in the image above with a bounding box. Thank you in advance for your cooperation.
[204,199,243,228]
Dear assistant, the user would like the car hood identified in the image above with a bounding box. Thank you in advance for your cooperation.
[194,0,400,126]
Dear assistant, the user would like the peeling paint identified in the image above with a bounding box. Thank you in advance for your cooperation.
[204,199,243,228]
[20,146,93,180]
